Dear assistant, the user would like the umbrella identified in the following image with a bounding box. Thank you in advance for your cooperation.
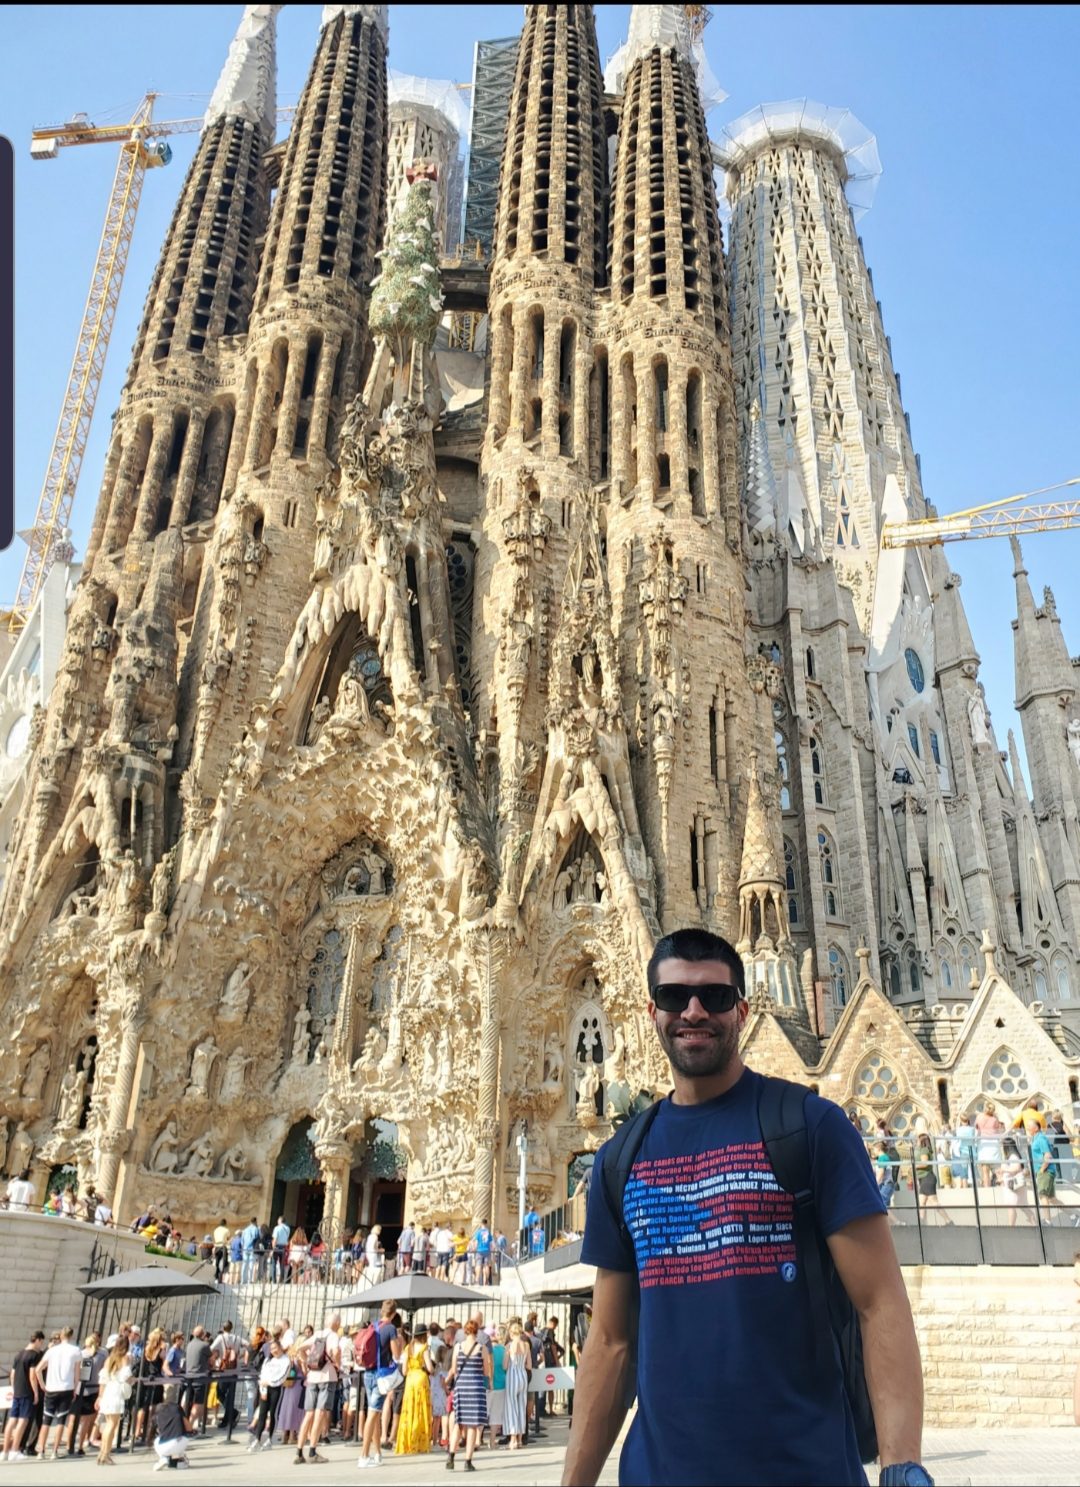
[338,1274,487,1312]
[77,1264,220,1301]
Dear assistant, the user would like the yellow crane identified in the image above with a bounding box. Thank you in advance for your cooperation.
[5,92,293,633]
[880,477,1080,549]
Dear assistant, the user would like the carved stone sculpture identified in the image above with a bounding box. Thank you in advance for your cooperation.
[187,1038,218,1096]
[183,1133,214,1179]
[219,963,253,1021]
[21,1044,49,1102]
[219,1048,251,1104]
[56,1066,86,1129]
[291,1005,311,1063]
[148,1120,180,1174]
[9,1123,34,1174]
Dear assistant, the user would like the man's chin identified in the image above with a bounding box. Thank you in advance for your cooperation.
[664,1036,734,1079]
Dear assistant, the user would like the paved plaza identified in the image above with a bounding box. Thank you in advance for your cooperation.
[14,1419,1080,1486]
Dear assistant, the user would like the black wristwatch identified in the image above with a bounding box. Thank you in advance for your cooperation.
[880,1465,934,1487]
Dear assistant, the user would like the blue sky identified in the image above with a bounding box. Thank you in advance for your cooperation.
[2,4,1078,780]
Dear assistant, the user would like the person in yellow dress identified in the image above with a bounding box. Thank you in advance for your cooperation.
[394,1330,433,1455]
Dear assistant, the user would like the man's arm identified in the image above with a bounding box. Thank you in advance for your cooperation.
[560,1268,636,1487]
[827,1213,923,1470]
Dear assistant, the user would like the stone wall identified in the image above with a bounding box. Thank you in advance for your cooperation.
[0,1212,188,1369]
[910,1265,1079,1428]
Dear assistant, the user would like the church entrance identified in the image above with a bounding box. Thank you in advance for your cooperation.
[271,1119,323,1231]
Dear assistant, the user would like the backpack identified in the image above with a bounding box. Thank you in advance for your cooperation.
[307,1333,327,1372]
[601,1075,878,1464]
[356,1324,378,1371]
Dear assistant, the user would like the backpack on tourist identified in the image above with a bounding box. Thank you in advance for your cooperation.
[356,1323,378,1371]
[602,1074,878,1464]
[307,1332,327,1371]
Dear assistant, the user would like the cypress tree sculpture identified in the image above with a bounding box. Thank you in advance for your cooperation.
[369,176,443,404]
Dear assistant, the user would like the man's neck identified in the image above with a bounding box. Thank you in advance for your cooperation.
[670,1054,747,1106]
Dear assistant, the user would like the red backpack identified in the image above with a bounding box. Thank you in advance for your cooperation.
[357,1323,378,1370]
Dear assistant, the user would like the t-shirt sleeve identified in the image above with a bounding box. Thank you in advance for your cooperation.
[580,1140,636,1273]
[808,1100,888,1237]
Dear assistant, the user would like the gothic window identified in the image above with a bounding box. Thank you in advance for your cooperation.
[806,645,815,679]
[819,829,841,918]
[810,735,827,805]
[930,731,941,766]
[854,1053,900,1104]
[907,724,920,758]
[1033,961,1049,1001]
[834,486,859,548]
[446,538,475,715]
[889,959,902,1000]
[571,995,607,1118]
[784,838,800,924]
[828,945,849,1009]
[982,1047,1030,1099]
[939,956,953,991]
[775,729,792,810]
[905,648,925,693]
[959,942,976,990]
[907,953,921,995]
[1052,954,1073,1001]
[304,926,346,1056]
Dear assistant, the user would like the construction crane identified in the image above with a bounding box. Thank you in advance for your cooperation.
[4,92,294,633]
[881,477,1080,549]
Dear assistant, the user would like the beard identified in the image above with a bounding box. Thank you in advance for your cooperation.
[656,1014,740,1080]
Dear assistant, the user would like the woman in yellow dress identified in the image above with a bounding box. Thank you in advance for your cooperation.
[394,1329,433,1455]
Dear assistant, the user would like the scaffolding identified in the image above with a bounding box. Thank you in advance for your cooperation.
[461,34,519,256]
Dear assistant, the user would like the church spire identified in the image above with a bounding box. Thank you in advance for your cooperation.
[204,3,281,139]
[744,403,779,535]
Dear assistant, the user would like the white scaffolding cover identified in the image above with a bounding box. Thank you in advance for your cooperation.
[388,70,471,141]
[321,4,388,39]
[712,100,882,218]
[204,4,282,138]
[604,5,728,111]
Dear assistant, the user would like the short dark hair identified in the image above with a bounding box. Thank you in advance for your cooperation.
[647,928,745,999]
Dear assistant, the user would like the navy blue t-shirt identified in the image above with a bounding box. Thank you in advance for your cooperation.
[581,1068,885,1487]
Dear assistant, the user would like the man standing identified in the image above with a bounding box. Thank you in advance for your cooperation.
[412,1224,428,1275]
[434,1221,453,1280]
[295,1312,341,1465]
[210,1320,240,1431]
[212,1217,231,1283]
[240,1216,260,1285]
[271,1215,291,1282]
[2,1328,44,1462]
[396,1221,414,1278]
[473,1219,493,1285]
[492,1228,508,1283]
[5,1169,34,1211]
[358,1301,398,1470]
[34,1327,82,1461]
[563,928,931,1487]
[183,1326,212,1432]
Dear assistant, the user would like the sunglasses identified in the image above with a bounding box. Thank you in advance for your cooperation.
[651,982,742,1015]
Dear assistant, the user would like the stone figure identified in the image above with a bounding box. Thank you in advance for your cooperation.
[306,695,331,745]
[436,1025,453,1090]
[148,1120,179,1175]
[21,1044,49,1102]
[603,1025,627,1087]
[56,1066,86,1128]
[291,1005,311,1064]
[361,846,388,896]
[572,855,599,903]
[215,1144,248,1182]
[335,671,370,723]
[219,1048,251,1104]
[150,855,171,918]
[967,686,990,749]
[187,1037,218,1096]
[553,865,573,909]
[1068,718,1080,769]
[9,1123,34,1174]
[220,963,254,1021]
[183,1133,214,1179]
[314,1038,329,1064]
[576,1060,601,1116]
[541,1032,564,1091]
[353,1026,386,1081]
[421,1034,437,1086]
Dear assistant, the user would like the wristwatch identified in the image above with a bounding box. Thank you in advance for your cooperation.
[879,1465,934,1487]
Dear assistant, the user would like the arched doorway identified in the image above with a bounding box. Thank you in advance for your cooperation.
[271,1119,323,1232]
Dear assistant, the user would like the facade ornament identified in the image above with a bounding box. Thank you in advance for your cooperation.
[187,1037,218,1096]
[9,1123,34,1175]
[182,1133,214,1178]
[148,1120,180,1174]
[1067,717,1080,770]
[219,1047,252,1104]
[291,1005,311,1063]
[967,685,991,749]
[21,1044,49,1102]
[219,962,254,1022]
[56,1065,87,1129]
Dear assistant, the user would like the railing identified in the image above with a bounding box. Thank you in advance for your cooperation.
[517,1192,587,1265]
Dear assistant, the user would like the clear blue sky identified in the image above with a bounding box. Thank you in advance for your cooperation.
[2,4,1078,779]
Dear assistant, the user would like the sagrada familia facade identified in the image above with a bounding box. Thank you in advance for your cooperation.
[1,4,1077,1238]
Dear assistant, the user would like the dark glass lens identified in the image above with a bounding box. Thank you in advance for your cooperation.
[651,983,740,1015]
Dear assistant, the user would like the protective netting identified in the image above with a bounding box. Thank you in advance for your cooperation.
[604,5,728,111]
[388,70,471,139]
[713,100,882,219]
[320,4,388,38]
[203,4,281,137]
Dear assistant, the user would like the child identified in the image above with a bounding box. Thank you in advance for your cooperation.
[153,1386,192,1471]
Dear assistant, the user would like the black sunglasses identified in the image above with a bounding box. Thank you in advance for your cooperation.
[650,982,742,1015]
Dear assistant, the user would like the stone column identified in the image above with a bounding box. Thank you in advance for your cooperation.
[316,1140,353,1241]
[132,421,175,540]
[276,336,308,458]
[470,929,505,1225]
[95,1000,147,1203]
[170,406,206,528]
[309,331,342,461]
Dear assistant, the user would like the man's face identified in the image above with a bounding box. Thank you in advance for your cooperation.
[648,957,747,1079]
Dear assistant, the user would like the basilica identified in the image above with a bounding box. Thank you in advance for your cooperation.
[0,4,1077,1241]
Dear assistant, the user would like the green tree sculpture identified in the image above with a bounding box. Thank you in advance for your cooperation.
[369,177,443,404]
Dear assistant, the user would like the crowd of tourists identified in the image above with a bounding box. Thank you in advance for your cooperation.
[2,1305,581,1472]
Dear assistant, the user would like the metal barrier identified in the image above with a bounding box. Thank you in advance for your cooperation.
[516,1192,586,1265]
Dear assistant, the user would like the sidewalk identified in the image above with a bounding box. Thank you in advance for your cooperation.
[17,1418,1080,1485]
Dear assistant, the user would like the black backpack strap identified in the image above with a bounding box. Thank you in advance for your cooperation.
[601,1099,663,1250]
[757,1076,832,1374]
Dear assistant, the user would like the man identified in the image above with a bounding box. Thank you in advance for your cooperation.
[358,1300,398,1470]
[280,1317,296,1349]
[93,1195,114,1227]
[271,1214,291,1282]
[522,1315,544,1436]
[210,1320,240,1430]
[412,1224,428,1275]
[563,928,931,1487]
[492,1228,508,1283]
[5,1169,34,1212]
[435,1221,453,1280]
[296,1312,341,1465]
[212,1217,231,1283]
[153,1384,193,1471]
[240,1215,261,1284]
[396,1221,414,1278]
[34,1326,82,1461]
[473,1219,493,1285]
[1031,1122,1064,1217]
[183,1326,212,1431]
[541,1317,564,1418]
[2,1328,44,1462]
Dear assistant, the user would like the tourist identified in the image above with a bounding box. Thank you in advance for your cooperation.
[358,1299,399,1469]
[294,1311,341,1465]
[5,1168,34,1211]
[163,1332,185,1381]
[340,1328,360,1441]
[412,1224,429,1275]
[93,1194,114,1227]
[366,1223,385,1283]
[564,927,927,1487]
[473,1219,493,1285]
[96,1336,132,1466]
[394,1323,433,1455]
[445,1318,491,1471]
[210,1319,240,1431]
[915,1133,953,1226]
[1031,1121,1064,1219]
[874,1141,897,1210]
[240,1215,260,1284]
[66,1330,105,1456]
[134,1326,167,1443]
[522,1315,543,1435]
[952,1115,978,1188]
[976,1100,1005,1187]
[378,1314,406,1450]
[397,1220,415,1277]
[273,1341,306,1447]
[503,1321,530,1450]
[271,1214,291,1282]
[247,1336,291,1452]
[487,1323,507,1448]
[435,1221,454,1280]
[152,1383,193,1471]
[59,1185,78,1218]
[426,1324,449,1450]
[183,1326,212,1430]
[1049,1111,1078,1181]
[492,1228,507,1282]
[288,1225,309,1283]
[541,1316,564,1417]
[308,1229,328,1283]
[35,1325,83,1461]
[227,1227,243,1284]
[1,1327,44,1462]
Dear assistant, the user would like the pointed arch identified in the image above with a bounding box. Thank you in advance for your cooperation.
[783,837,801,925]
[809,732,827,806]
[1051,953,1073,1002]
[818,828,841,918]
[297,611,393,745]
[827,944,850,1010]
